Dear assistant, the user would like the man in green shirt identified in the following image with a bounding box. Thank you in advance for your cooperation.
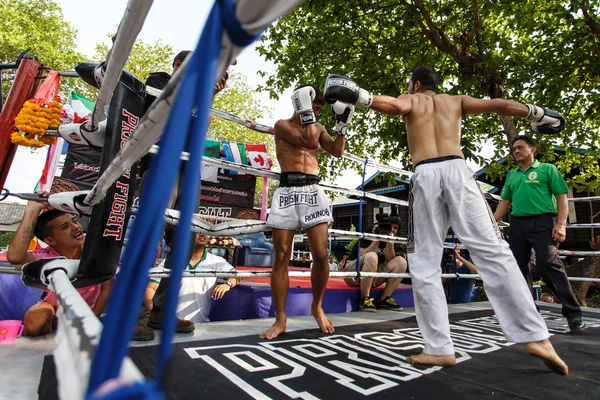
[494,135,584,332]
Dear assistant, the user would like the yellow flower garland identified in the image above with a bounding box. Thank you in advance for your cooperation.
[12,99,62,148]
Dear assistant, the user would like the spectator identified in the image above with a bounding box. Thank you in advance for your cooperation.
[494,135,585,332]
[328,255,338,271]
[7,199,111,336]
[342,219,407,312]
[134,50,228,340]
[146,233,240,323]
[444,248,478,304]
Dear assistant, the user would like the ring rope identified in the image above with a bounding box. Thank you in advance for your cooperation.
[3,264,599,282]
[89,0,153,130]
[48,269,143,400]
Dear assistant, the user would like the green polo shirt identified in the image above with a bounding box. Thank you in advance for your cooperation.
[500,160,569,217]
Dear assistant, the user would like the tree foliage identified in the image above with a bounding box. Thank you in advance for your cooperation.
[92,38,174,84]
[210,71,276,207]
[257,0,600,192]
[0,0,84,100]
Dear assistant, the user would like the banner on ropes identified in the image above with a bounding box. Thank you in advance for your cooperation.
[60,144,102,183]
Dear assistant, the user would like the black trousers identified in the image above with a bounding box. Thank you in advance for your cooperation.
[508,214,581,318]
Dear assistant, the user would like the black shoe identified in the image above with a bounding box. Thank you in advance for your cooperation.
[132,322,155,341]
[567,316,586,332]
[359,297,377,312]
[148,309,195,333]
[377,296,403,311]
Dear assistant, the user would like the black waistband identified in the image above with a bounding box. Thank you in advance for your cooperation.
[415,155,463,169]
[511,213,556,220]
[280,172,321,187]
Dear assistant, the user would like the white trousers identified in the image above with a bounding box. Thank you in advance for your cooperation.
[407,159,549,356]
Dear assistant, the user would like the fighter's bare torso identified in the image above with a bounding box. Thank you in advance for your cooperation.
[273,118,328,175]
[402,93,465,166]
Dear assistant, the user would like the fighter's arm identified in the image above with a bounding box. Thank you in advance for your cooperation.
[461,96,565,134]
[370,94,413,117]
[323,74,412,116]
[319,124,345,157]
[460,96,529,117]
[274,119,320,149]
[6,200,47,264]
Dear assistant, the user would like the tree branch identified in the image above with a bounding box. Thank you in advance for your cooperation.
[412,0,460,59]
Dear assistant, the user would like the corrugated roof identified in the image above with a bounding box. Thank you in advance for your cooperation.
[331,195,360,206]
[0,202,26,226]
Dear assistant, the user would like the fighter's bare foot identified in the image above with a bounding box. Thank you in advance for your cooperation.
[311,306,335,334]
[259,320,287,340]
[406,353,456,367]
[526,339,569,375]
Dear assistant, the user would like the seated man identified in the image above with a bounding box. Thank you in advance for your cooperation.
[145,233,240,324]
[342,218,407,311]
[7,199,111,336]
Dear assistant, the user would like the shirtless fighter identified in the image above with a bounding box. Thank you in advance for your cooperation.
[323,67,568,374]
[260,85,352,340]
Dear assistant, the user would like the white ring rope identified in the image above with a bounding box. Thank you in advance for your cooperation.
[49,269,143,400]
[148,146,409,207]
[2,264,598,282]
[89,0,154,129]
[84,1,304,207]
[144,269,600,283]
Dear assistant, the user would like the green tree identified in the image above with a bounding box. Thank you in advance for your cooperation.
[210,71,275,208]
[0,0,84,101]
[92,37,174,84]
[0,232,14,248]
[257,0,600,300]
[257,0,599,191]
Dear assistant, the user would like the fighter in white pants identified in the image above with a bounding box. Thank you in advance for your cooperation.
[324,67,569,374]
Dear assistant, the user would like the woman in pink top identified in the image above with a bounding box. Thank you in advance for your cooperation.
[7,199,111,336]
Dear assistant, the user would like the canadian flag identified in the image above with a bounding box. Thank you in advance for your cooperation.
[246,143,269,170]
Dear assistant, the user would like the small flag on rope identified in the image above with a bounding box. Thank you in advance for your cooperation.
[202,140,220,183]
[222,142,249,175]
[69,91,95,123]
[246,143,269,170]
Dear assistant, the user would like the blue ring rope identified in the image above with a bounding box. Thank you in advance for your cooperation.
[355,159,369,279]
[88,1,264,397]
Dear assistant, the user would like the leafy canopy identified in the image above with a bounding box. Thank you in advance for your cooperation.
[257,0,600,192]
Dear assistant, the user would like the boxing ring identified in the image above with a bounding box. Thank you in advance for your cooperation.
[1,0,600,399]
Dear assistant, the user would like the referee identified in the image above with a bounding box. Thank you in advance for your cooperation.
[494,135,585,332]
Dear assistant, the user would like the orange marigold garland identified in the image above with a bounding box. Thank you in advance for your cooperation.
[12,98,61,148]
[12,70,62,149]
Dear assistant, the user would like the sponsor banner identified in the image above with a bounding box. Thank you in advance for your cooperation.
[200,169,256,209]
[197,205,259,220]
[61,144,102,183]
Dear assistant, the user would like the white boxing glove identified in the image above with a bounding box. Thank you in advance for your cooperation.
[47,191,93,217]
[332,101,355,136]
[291,86,316,126]
[525,104,566,134]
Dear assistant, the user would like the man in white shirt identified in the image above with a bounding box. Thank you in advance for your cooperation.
[328,255,338,271]
[148,234,240,323]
